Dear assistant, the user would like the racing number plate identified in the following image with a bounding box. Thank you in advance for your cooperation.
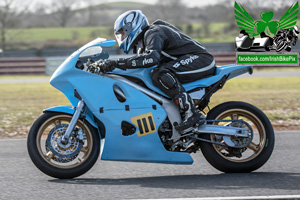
[131,112,157,137]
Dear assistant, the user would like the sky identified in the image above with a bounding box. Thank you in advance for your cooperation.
[11,0,298,11]
[19,0,220,11]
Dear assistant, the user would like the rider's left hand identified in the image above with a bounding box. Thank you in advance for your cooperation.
[98,59,117,73]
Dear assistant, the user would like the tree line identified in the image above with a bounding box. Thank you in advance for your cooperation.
[0,0,294,50]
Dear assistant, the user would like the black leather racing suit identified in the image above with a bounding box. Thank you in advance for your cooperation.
[115,19,216,99]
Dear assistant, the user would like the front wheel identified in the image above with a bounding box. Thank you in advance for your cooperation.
[27,112,100,179]
[200,101,275,173]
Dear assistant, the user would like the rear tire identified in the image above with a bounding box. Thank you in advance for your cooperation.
[27,112,100,179]
[200,101,274,173]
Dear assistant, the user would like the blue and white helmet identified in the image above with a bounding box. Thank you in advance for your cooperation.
[114,10,149,54]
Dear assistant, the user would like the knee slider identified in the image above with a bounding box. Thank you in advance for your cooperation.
[159,73,177,90]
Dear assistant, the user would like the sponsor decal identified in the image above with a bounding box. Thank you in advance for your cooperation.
[172,55,199,68]
[173,62,181,68]
[132,60,136,67]
[142,58,153,66]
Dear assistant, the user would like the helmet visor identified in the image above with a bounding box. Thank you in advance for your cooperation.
[115,28,128,47]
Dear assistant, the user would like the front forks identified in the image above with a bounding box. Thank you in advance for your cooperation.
[61,100,85,144]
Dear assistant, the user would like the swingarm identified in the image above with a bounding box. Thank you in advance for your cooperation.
[195,120,251,138]
[175,119,253,149]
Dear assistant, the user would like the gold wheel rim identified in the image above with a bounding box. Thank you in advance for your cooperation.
[211,109,266,162]
[36,115,93,169]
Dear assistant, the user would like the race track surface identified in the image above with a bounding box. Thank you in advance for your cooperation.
[0,131,299,200]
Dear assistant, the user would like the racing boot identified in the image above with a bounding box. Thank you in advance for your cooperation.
[174,92,206,132]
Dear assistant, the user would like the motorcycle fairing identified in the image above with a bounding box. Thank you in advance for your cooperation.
[55,74,193,164]
[43,106,97,128]
[69,75,192,164]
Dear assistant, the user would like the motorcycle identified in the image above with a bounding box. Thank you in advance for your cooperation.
[272,29,298,52]
[27,38,275,179]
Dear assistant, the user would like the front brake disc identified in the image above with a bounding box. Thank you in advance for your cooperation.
[46,124,83,162]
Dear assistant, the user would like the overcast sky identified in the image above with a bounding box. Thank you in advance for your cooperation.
[12,0,298,11]
[20,0,220,10]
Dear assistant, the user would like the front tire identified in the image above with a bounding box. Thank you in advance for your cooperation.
[27,112,100,179]
[200,101,275,173]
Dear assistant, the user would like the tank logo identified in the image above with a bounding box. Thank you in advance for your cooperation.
[131,112,156,137]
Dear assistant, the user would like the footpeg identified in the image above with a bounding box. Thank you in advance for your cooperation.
[174,118,205,132]
[173,121,203,135]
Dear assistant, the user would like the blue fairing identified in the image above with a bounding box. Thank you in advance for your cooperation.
[112,64,252,97]
[43,106,98,128]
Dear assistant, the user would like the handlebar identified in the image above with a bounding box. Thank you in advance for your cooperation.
[86,59,105,75]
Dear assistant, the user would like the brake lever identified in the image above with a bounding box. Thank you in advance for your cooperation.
[86,59,93,68]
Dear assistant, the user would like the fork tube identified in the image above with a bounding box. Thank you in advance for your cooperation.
[62,100,85,143]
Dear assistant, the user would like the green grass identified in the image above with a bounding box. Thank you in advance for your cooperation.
[0,75,51,79]
[3,20,300,48]
[210,77,300,130]
[7,26,113,43]
[253,67,300,72]
[0,76,299,138]
[0,83,70,137]
[4,22,234,46]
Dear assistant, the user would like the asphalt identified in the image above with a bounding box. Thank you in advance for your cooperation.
[0,130,299,200]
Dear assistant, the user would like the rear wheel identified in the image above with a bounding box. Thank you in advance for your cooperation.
[200,101,274,173]
[27,112,100,179]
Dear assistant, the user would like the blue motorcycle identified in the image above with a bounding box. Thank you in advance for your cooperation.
[27,38,275,179]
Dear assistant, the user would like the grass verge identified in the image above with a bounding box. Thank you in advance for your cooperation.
[0,75,51,79]
[210,77,300,131]
[0,83,70,138]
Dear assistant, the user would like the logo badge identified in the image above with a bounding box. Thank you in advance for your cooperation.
[234,1,299,65]
[234,2,299,37]
[131,112,157,137]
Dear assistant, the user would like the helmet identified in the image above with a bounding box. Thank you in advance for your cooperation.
[293,25,299,36]
[114,10,149,54]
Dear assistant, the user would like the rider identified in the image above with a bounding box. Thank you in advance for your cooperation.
[97,10,216,132]
[272,25,299,51]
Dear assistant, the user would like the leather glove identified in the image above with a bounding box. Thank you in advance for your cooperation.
[98,59,117,73]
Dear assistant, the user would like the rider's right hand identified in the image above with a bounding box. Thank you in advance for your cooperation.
[98,59,116,73]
